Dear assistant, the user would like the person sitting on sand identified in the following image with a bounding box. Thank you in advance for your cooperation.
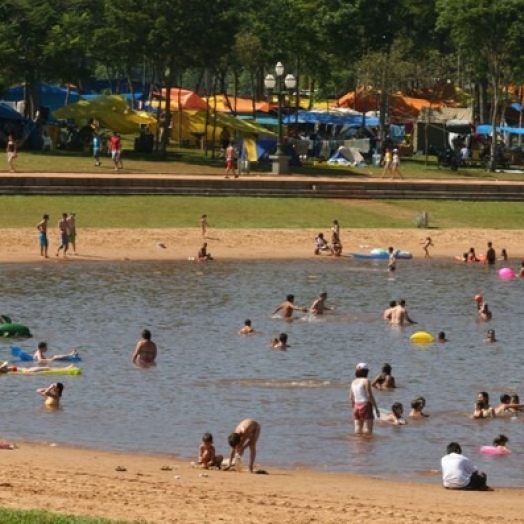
[473,391,496,419]
[383,402,407,425]
[314,233,332,255]
[390,299,416,326]
[37,382,64,408]
[224,419,261,473]
[437,331,448,343]
[271,333,289,350]
[238,319,255,335]
[33,341,78,364]
[198,243,213,262]
[309,292,334,315]
[409,397,429,418]
[372,363,396,389]
[383,300,397,321]
[493,394,523,416]
[272,294,307,319]
[198,432,223,469]
[479,303,492,321]
[441,442,489,490]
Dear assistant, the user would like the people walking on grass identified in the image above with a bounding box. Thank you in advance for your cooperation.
[93,132,102,167]
[36,213,49,258]
[6,134,17,173]
[381,148,392,177]
[225,141,238,178]
[110,131,123,171]
[391,149,403,179]
[55,213,70,257]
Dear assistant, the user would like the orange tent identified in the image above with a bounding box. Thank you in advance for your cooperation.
[338,90,445,122]
[158,89,209,111]
[206,95,270,113]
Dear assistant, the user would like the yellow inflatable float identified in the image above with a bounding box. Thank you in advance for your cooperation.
[410,331,435,343]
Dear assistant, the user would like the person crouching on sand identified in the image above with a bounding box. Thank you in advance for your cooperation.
[198,432,223,469]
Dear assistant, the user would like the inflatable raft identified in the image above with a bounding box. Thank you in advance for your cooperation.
[8,367,82,376]
[351,248,413,260]
[10,346,82,362]
[0,321,32,338]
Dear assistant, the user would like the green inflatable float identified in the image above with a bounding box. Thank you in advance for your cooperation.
[0,315,32,338]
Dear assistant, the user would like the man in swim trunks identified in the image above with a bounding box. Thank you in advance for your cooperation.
[383,300,397,320]
[225,141,238,178]
[309,292,334,315]
[36,213,49,258]
[225,419,261,473]
[55,213,70,257]
[272,294,307,319]
[388,247,396,272]
[390,299,416,326]
[67,212,77,255]
[131,329,157,367]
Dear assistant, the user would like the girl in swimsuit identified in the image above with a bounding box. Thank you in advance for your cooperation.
[37,382,64,408]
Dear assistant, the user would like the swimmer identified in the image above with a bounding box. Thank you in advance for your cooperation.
[383,300,397,321]
[499,248,508,261]
[390,299,416,326]
[479,303,492,321]
[238,319,255,335]
[270,333,289,350]
[437,331,448,343]
[309,292,334,315]
[33,341,78,364]
[383,402,407,425]
[409,397,429,418]
[272,294,307,319]
[387,247,396,272]
[494,394,523,416]
[472,391,496,419]
[131,329,157,367]
[493,434,510,452]
[484,329,497,343]
[198,432,223,469]
[485,241,496,266]
[0,362,73,374]
[371,363,396,389]
[468,247,478,262]
[37,382,63,408]
[518,261,524,278]
[474,294,484,310]
[461,252,468,263]
[421,237,433,258]
[509,394,521,417]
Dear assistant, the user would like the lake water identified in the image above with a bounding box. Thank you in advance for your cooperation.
[1,257,523,486]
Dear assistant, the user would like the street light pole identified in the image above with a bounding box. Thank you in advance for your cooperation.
[264,62,296,175]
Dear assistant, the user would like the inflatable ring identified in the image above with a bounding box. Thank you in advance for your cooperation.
[479,446,511,455]
[410,331,435,343]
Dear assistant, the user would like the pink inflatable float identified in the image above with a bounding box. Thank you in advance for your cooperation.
[498,267,515,279]
[479,446,511,455]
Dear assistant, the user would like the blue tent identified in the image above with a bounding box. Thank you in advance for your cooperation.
[0,102,24,121]
[2,83,81,114]
[477,124,524,136]
[282,110,379,127]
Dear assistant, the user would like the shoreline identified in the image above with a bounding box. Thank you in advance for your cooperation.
[1,441,523,523]
[0,227,523,264]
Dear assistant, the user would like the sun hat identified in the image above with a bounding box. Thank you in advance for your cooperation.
[356,362,368,370]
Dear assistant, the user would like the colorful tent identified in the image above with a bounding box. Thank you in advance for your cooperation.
[3,83,81,114]
[53,95,157,134]
[157,89,208,111]
[205,95,269,114]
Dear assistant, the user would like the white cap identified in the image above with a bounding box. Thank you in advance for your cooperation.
[356,362,368,370]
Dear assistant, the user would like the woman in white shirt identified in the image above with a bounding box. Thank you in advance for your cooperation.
[349,363,380,434]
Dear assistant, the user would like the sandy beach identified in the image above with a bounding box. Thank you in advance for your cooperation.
[2,226,524,522]
[1,227,524,263]
[0,442,521,524]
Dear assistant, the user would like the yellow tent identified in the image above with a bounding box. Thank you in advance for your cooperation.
[53,95,157,134]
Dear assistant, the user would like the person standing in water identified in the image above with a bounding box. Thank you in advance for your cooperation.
[350,363,380,435]
[309,292,334,315]
[388,247,397,273]
[37,382,64,408]
[272,294,307,319]
[131,329,157,367]
[485,241,496,267]
[36,213,49,258]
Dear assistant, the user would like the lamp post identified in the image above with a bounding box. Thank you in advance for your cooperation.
[264,62,296,174]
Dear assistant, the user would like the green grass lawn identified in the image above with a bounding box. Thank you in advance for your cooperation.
[0,508,147,524]
[3,195,524,229]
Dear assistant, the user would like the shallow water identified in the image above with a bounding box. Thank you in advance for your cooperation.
[1,258,523,486]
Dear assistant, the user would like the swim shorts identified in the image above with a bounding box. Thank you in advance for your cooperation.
[111,150,120,161]
[226,158,234,170]
[353,401,373,421]
[39,232,48,248]
[60,232,69,246]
